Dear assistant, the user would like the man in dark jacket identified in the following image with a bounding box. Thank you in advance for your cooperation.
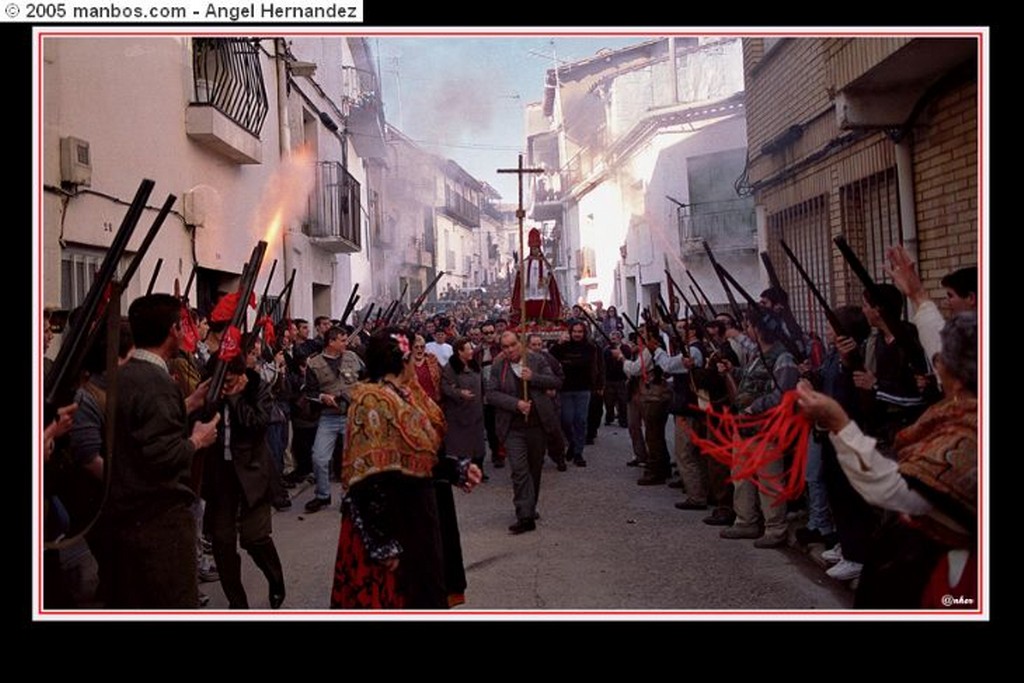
[486,332,563,534]
[106,294,220,608]
[201,338,286,609]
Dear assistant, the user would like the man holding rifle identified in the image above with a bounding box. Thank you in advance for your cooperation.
[105,294,220,608]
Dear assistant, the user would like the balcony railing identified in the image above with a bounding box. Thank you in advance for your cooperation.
[441,188,480,227]
[305,161,361,253]
[192,38,269,138]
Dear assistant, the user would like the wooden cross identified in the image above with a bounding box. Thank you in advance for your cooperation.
[498,154,543,398]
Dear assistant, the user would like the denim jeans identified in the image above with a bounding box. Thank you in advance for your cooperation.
[311,412,346,501]
[805,437,835,535]
[266,420,288,480]
[559,391,591,459]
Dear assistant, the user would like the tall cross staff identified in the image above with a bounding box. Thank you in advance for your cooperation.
[498,153,543,399]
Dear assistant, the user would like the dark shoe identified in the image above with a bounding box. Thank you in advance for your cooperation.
[675,499,708,511]
[492,459,505,469]
[667,480,684,489]
[508,519,536,535]
[272,497,292,511]
[795,527,824,546]
[573,457,587,467]
[637,474,667,486]
[533,512,541,520]
[719,525,763,540]
[703,512,735,527]
[280,478,297,490]
[481,472,490,482]
[269,583,286,609]
[625,459,641,467]
[753,534,788,549]
[556,460,567,472]
[304,496,332,513]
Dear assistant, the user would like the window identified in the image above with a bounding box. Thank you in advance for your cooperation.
[839,167,901,305]
[61,247,124,311]
[766,195,832,338]
[305,161,362,251]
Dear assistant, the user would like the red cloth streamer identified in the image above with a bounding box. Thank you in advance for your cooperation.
[219,325,242,361]
[209,291,258,323]
[179,305,199,353]
[688,391,813,504]
[257,315,276,349]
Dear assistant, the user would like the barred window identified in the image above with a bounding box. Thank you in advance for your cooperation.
[305,161,362,251]
[839,167,901,305]
[766,195,832,338]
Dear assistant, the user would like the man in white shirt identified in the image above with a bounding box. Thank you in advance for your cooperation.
[425,328,454,366]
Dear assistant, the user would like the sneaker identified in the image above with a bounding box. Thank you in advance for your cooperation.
[304,496,332,513]
[821,544,843,564]
[826,559,863,581]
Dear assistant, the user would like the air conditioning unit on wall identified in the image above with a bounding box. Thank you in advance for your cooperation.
[60,136,92,187]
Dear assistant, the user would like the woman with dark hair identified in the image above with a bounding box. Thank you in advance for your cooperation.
[797,311,978,608]
[441,337,486,474]
[330,328,481,608]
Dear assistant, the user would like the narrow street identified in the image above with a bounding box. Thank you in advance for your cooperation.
[204,421,853,614]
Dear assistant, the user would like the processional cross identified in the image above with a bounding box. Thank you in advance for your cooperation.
[498,154,543,398]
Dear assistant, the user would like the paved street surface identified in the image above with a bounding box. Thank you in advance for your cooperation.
[203,421,853,614]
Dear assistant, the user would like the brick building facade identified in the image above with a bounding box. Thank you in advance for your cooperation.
[741,35,979,333]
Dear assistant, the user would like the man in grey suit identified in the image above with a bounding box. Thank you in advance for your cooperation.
[486,331,563,534]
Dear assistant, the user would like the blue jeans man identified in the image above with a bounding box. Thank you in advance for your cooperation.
[560,390,590,465]
[307,412,346,511]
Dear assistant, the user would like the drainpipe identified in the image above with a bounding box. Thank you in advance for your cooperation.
[275,38,294,316]
[894,137,919,267]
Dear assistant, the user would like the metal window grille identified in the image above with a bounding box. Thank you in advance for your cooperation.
[766,195,832,338]
[192,38,270,138]
[306,161,361,248]
[839,167,901,306]
[60,248,124,311]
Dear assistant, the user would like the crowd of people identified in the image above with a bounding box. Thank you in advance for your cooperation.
[40,243,979,611]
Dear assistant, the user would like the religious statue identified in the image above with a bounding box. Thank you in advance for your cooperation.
[510,228,563,326]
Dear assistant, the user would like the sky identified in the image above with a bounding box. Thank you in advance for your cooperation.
[372,35,658,202]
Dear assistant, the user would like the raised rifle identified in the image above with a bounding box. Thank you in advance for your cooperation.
[688,285,708,320]
[833,235,919,356]
[402,270,445,324]
[182,264,197,302]
[46,179,160,415]
[205,242,268,411]
[701,241,744,324]
[274,268,297,321]
[578,306,613,345]
[145,258,163,295]
[686,269,719,317]
[780,239,865,371]
[656,293,688,358]
[339,283,360,326]
[760,250,808,352]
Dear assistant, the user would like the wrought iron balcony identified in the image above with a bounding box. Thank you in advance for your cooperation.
[305,161,362,253]
[191,38,269,139]
[440,188,480,228]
